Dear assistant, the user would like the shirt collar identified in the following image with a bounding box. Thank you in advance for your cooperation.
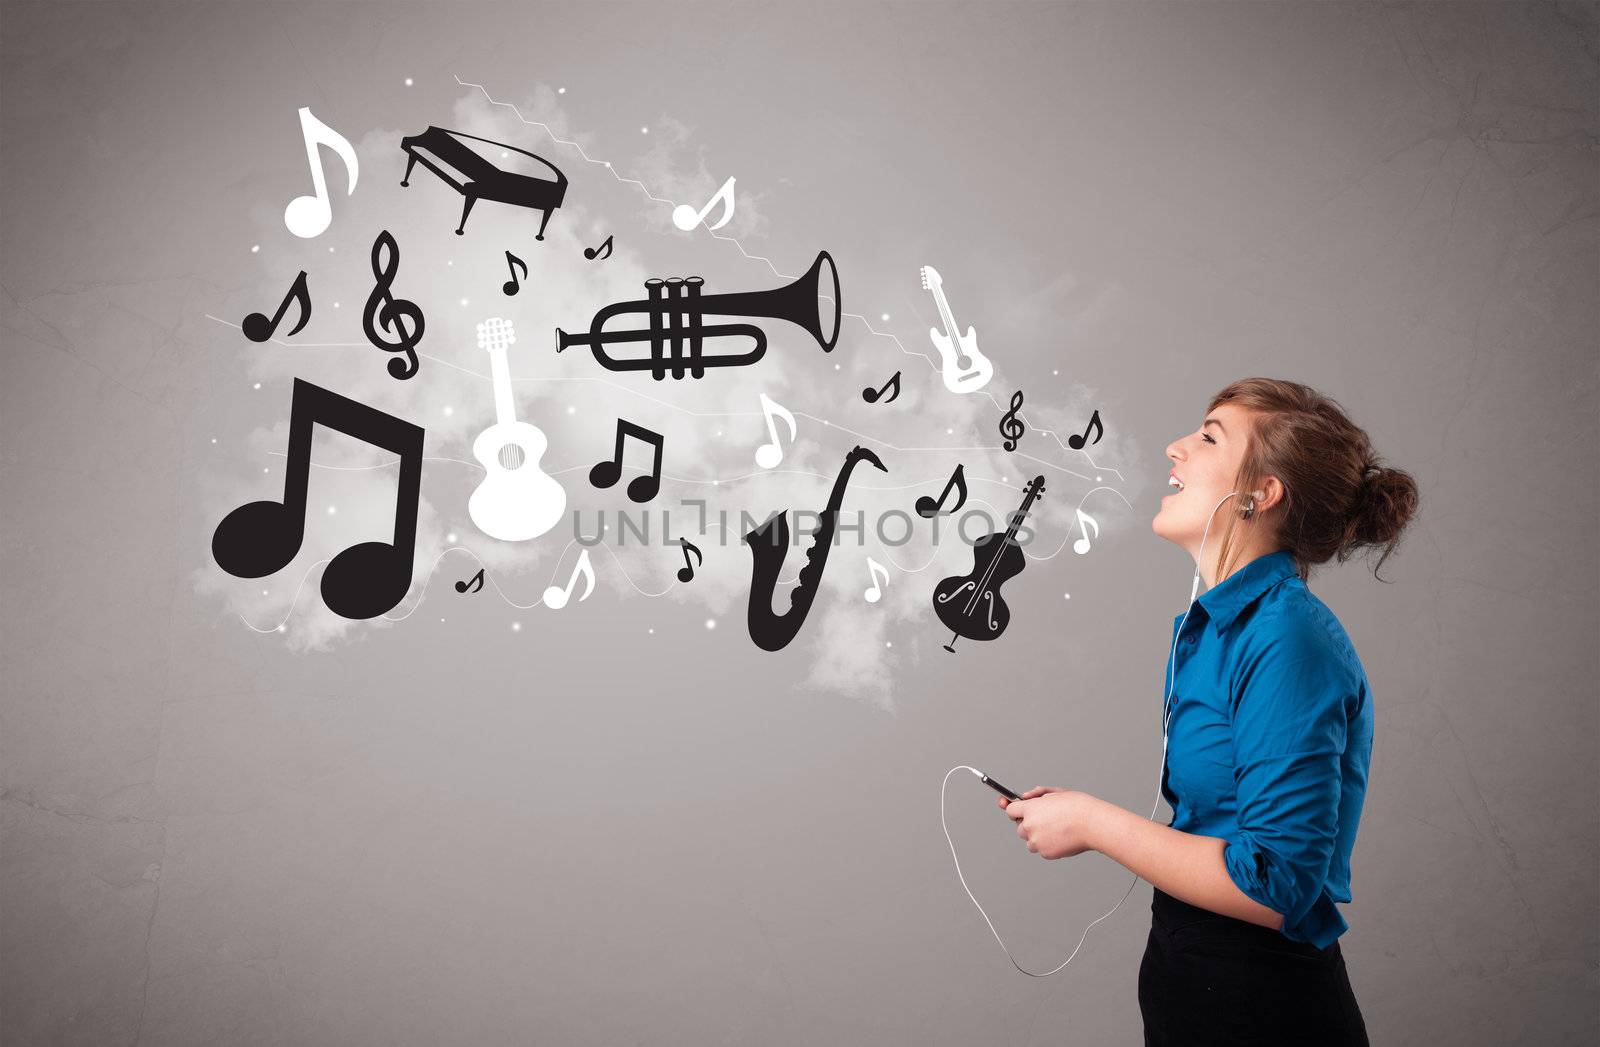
[1194,549,1297,633]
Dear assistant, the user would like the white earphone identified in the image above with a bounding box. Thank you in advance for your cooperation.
[942,487,1263,977]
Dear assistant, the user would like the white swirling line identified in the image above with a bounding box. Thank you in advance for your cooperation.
[205,315,1120,487]
[239,534,676,633]
[225,74,1133,629]
[393,75,1128,483]
[237,479,1132,632]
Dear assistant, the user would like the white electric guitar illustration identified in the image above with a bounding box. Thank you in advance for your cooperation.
[469,318,566,542]
[920,265,995,394]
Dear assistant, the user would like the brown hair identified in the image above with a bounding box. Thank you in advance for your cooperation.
[1208,378,1419,582]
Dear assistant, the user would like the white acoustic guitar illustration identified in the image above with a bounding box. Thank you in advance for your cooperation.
[469,318,566,541]
[920,265,995,394]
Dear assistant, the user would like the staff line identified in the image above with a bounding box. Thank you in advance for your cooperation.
[255,448,1128,500]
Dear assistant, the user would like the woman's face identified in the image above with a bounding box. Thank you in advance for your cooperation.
[1152,402,1253,552]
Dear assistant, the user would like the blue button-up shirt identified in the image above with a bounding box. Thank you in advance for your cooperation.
[1161,550,1374,950]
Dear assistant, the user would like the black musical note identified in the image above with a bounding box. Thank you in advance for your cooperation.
[676,538,702,583]
[998,390,1026,452]
[502,251,528,295]
[455,568,485,594]
[583,235,613,261]
[862,371,901,404]
[211,379,424,620]
[242,271,311,343]
[361,230,426,380]
[916,464,968,518]
[1068,409,1104,450]
[590,419,664,503]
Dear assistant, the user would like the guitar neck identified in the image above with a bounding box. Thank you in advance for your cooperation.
[487,345,517,425]
[930,284,961,338]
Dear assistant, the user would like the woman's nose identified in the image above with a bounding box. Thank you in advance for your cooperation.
[1166,438,1184,461]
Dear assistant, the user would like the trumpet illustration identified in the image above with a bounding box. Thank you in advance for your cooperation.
[556,250,840,380]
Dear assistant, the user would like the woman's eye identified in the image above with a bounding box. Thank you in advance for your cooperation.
[1201,433,1216,445]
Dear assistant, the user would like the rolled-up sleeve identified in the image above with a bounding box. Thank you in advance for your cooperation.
[1222,618,1354,931]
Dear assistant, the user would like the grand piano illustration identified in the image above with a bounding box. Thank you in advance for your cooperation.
[399,127,567,239]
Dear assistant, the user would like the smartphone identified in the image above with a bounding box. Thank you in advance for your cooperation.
[978,773,1022,801]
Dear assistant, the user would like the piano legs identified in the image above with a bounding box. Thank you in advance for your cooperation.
[437,194,552,239]
[455,195,477,236]
[397,152,555,240]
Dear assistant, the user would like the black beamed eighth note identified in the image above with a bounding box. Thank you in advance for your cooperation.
[583,235,613,261]
[676,537,703,583]
[502,251,528,295]
[211,378,425,620]
[915,463,968,518]
[1068,408,1103,450]
[862,370,901,404]
[589,418,664,503]
[243,271,312,343]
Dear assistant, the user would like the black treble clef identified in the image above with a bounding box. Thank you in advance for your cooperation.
[998,389,1026,452]
[362,229,425,380]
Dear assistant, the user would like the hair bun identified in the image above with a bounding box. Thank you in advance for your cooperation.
[1342,461,1420,569]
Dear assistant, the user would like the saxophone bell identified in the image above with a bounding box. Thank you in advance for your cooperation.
[744,445,887,653]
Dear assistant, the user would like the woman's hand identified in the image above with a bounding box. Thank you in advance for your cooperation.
[998,787,1100,860]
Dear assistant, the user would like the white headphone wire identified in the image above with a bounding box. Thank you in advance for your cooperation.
[940,490,1240,976]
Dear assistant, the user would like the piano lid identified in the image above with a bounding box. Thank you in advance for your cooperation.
[429,128,564,184]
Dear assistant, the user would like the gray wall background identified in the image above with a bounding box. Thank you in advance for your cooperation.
[3,2,1596,1044]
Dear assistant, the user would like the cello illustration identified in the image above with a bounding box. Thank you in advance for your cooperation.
[932,475,1045,652]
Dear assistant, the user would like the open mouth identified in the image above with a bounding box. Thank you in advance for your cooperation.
[1167,475,1185,493]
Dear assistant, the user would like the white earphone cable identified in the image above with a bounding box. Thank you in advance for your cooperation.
[941,491,1240,975]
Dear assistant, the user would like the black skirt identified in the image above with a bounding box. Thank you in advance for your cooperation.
[1139,887,1369,1046]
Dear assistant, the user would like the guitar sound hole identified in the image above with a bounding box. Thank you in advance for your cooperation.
[498,445,526,470]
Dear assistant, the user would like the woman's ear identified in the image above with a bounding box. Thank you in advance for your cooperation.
[1255,476,1286,514]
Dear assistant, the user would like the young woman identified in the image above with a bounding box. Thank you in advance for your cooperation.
[998,378,1418,1045]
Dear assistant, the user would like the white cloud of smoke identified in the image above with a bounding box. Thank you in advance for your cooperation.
[195,87,1143,706]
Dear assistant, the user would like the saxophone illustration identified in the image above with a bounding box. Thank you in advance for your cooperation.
[744,444,888,652]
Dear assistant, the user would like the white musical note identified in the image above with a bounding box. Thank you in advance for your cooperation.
[543,548,596,609]
[672,176,736,232]
[1073,509,1099,555]
[863,557,890,604]
[754,393,796,469]
[284,107,360,239]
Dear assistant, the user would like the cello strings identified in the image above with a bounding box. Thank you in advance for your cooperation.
[959,490,1035,619]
